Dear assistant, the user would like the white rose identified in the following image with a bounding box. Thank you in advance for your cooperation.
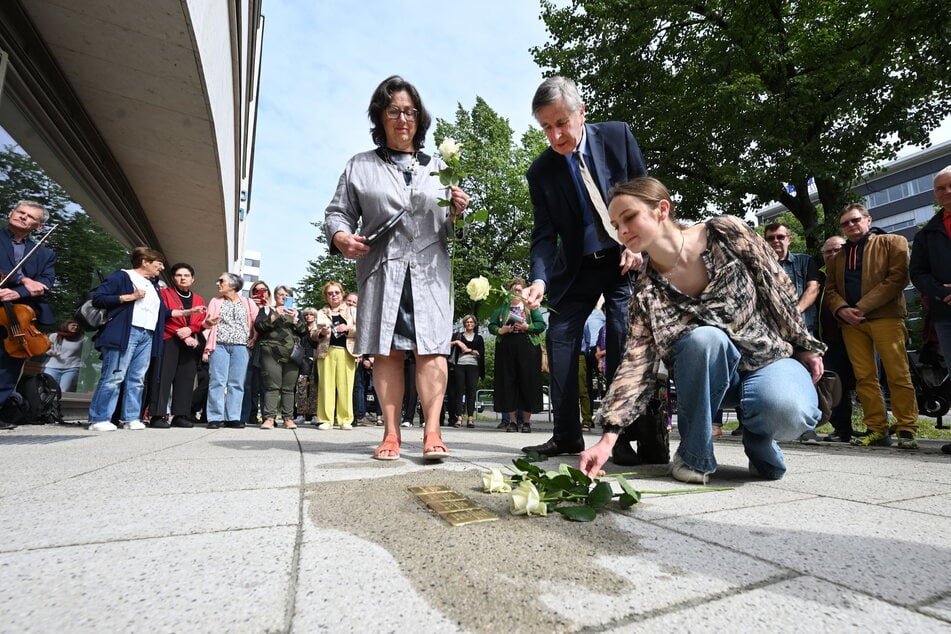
[482,468,512,493]
[466,276,491,302]
[438,137,462,162]
[509,481,547,516]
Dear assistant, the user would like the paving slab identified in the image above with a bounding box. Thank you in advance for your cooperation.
[610,575,951,633]
[655,497,951,606]
[0,527,297,634]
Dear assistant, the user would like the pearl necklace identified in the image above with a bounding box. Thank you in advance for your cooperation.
[175,288,192,299]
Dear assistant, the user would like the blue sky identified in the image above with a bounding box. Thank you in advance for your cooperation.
[247,0,553,288]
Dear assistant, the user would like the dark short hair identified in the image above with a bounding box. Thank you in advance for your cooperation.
[169,262,195,277]
[130,246,165,268]
[764,222,791,235]
[368,75,431,150]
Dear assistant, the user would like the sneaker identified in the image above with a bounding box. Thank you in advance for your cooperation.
[497,421,508,429]
[506,422,518,433]
[317,422,331,430]
[88,421,117,432]
[669,454,709,484]
[799,430,821,445]
[400,421,412,428]
[850,431,891,447]
[207,421,221,429]
[293,416,306,424]
[354,417,373,427]
[124,421,147,430]
[341,423,353,430]
[896,431,919,450]
[521,423,532,433]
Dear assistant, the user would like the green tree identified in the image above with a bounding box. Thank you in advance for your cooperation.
[433,97,548,319]
[294,221,357,309]
[0,145,127,326]
[533,0,951,249]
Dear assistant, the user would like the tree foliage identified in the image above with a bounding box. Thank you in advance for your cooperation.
[434,97,548,319]
[294,221,357,310]
[533,0,951,249]
[0,145,127,327]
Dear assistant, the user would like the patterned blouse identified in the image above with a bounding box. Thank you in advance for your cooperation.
[597,215,826,428]
[216,300,250,346]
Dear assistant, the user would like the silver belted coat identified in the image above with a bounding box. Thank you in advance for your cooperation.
[324,149,454,356]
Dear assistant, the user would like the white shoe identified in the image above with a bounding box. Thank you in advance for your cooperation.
[341,423,353,430]
[400,421,411,428]
[88,421,117,432]
[124,421,147,430]
[317,422,331,430]
[669,454,709,484]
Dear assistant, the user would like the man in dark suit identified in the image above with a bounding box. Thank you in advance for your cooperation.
[521,76,648,458]
[0,200,56,428]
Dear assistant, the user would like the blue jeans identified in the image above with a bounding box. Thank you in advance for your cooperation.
[207,343,250,422]
[673,327,819,480]
[44,367,79,393]
[89,326,154,423]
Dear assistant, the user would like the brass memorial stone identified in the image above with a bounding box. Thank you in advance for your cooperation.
[409,485,499,526]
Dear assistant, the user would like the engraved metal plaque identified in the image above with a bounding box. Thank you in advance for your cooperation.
[410,486,499,526]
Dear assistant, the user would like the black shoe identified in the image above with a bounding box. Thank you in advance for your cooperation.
[207,421,221,429]
[497,421,508,429]
[730,426,744,437]
[824,432,850,443]
[521,423,531,433]
[942,443,951,455]
[170,416,194,428]
[0,421,15,430]
[521,437,584,457]
[150,416,171,429]
[225,420,245,429]
[506,422,518,433]
[611,439,643,466]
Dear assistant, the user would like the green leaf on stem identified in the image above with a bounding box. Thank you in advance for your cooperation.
[513,458,544,474]
[521,452,548,464]
[437,199,452,207]
[563,465,592,487]
[439,172,452,187]
[555,505,597,522]
[465,208,488,223]
[618,493,639,509]
[545,474,575,492]
[587,481,614,508]
[616,476,642,504]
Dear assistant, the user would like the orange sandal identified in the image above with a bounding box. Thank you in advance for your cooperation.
[373,434,401,461]
[423,431,449,460]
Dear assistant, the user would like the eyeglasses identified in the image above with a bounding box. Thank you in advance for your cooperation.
[384,106,418,121]
[839,216,868,228]
[325,290,342,296]
[216,278,229,284]
[765,234,789,242]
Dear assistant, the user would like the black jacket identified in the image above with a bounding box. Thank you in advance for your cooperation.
[910,211,951,322]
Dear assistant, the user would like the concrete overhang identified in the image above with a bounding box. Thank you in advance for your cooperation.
[0,0,254,296]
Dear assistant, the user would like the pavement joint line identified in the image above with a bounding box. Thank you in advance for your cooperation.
[282,429,306,634]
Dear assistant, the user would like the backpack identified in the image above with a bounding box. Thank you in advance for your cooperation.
[15,373,64,425]
[73,272,109,332]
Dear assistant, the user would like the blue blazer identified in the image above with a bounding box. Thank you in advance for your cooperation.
[526,122,647,308]
[92,269,167,357]
[0,227,57,325]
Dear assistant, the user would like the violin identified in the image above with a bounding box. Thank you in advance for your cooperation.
[0,224,58,359]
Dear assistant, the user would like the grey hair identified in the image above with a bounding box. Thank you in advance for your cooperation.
[302,307,319,318]
[220,272,243,291]
[935,165,951,185]
[531,76,583,115]
[12,200,50,223]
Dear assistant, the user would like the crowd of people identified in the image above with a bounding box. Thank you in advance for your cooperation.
[3,74,950,472]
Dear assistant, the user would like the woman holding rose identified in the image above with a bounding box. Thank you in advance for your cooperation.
[323,75,469,460]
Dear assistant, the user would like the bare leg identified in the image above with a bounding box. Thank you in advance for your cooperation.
[373,351,405,457]
[415,353,448,449]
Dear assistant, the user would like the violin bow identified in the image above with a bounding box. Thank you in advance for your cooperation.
[0,223,59,288]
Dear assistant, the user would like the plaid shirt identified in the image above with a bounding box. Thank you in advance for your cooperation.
[598,215,826,428]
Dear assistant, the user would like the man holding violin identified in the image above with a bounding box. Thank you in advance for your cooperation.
[0,200,56,429]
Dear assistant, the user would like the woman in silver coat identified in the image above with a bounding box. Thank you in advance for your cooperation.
[324,75,469,461]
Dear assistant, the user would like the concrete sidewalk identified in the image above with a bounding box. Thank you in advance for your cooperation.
[1,421,949,633]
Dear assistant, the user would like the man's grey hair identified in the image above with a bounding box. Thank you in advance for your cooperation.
[532,76,583,115]
[934,165,951,185]
[12,200,49,223]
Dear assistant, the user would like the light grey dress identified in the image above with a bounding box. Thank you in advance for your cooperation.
[324,149,453,356]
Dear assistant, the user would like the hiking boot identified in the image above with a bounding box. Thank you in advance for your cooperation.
[850,431,891,447]
[896,431,919,450]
